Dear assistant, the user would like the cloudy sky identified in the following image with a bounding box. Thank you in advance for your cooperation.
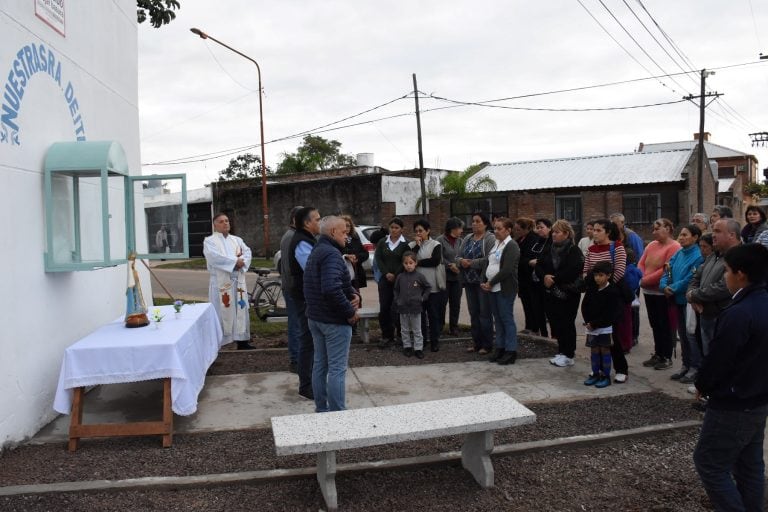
[138,1,768,190]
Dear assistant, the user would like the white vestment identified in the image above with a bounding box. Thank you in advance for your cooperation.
[203,232,252,343]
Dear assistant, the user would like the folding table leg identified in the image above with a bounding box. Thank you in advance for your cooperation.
[461,430,494,488]
[317,451,338,511]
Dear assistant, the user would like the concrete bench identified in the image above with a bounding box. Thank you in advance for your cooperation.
[271,392,536,511]
[265,306,380,344]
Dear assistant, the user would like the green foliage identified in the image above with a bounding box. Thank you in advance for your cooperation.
[137,0,180,28]
[276,135,356,174]
[218,153,268,181]
[744,181,768,198]
[441,162,496,198]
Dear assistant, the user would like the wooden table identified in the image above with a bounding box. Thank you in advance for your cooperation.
[53,303,223,451]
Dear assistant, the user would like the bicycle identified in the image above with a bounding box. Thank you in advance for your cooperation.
[248,267,285,320]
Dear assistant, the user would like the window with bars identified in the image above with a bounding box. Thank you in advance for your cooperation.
[623,194,661,226]
[450,196,508,231]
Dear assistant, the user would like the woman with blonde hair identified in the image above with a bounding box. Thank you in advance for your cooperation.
[534,220,584,367]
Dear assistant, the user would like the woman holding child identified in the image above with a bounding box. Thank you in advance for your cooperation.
[410,219,446,352]
[374,217,409,347]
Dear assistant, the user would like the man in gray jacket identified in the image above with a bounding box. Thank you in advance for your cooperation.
[686,218,741,355]
[280,206,303,373]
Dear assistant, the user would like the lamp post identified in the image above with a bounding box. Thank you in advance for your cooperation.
[190,27,270,255]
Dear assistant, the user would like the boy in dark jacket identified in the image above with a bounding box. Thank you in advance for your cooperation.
[581,260,622,388]
[694,244,768,511]
[394,252,431,358]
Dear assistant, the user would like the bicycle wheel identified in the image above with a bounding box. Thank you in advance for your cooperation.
[254,281,285,319]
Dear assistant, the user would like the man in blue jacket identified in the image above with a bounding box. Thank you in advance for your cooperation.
[304,216,361,412]
[694,243,768,511]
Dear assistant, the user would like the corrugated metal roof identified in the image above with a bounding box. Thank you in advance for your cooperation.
[718,177,735,193]
[476,149,692,192]
[641,141,751,159]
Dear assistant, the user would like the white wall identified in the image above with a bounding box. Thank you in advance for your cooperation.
[0,1,144,449]
[381,170,448,215]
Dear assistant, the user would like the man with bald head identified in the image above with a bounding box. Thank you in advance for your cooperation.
[303,216,361,412]
[687,218,742,355]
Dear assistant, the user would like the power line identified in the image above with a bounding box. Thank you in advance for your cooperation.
[426,94,686,112]
[142,61,766,167]
[203,39,258,92]
[633,0,762,132]
[575,0,668,91]
[595,0,693,96]
[140,90,258,141]
[143,94,410,165]
[620,0,699,91]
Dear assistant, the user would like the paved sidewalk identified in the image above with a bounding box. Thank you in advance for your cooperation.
[34,279,768,467]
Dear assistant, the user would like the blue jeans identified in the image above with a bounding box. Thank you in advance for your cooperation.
[489,291,517,352]
[694,405,767,512]
[284,293,301,364]
[677,303,701,370]
[464,283,493,350]
[309,319,352,413]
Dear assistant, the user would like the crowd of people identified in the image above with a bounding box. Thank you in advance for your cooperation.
[204,203,768,510]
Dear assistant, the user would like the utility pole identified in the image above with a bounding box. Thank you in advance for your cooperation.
[683,69,721,213]
[413,73,427,217]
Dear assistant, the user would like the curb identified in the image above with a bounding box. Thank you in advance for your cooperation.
[0,420,700,497]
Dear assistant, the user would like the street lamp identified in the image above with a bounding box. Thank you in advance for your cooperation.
[190,27,270,255]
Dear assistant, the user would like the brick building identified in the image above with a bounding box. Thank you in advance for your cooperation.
[211,166,452,256]
[465,147,717,241]
[639,133,760,222]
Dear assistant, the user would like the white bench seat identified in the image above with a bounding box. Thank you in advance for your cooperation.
[265,306,380,343]
[271,392,535,510]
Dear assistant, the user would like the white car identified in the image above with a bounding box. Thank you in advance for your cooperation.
[273,225,378,273]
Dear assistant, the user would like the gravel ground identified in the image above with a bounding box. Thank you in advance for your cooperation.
[212,332,555,375]
[3,329,758,511]
[0,393,725,511]
[2,429,713,512]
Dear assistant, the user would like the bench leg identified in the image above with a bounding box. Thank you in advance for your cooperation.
[317,451,338,511]
[461,430,494,488]
[360,318,370,344]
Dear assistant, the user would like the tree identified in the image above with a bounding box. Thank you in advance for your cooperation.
[441,162,497,198]
[137,0,180,28]
[276,135,356,174]
[218,153,267,181]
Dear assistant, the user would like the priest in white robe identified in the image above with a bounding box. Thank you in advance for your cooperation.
[203,213,254,349]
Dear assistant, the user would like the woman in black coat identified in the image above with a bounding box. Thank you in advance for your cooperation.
[534,219,584,367]
[341,215,368,290]
[514,217,540,334]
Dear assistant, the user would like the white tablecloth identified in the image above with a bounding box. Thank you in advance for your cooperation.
[53,303,223,416]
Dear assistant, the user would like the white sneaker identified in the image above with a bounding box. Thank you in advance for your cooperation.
[687,385,697,395]
[554,356,574,367]
[549,354,564,365]
[614,373,627,383]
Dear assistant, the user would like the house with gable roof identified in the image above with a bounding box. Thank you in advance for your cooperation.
[460,145,716,242]
[639,132,759,221]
